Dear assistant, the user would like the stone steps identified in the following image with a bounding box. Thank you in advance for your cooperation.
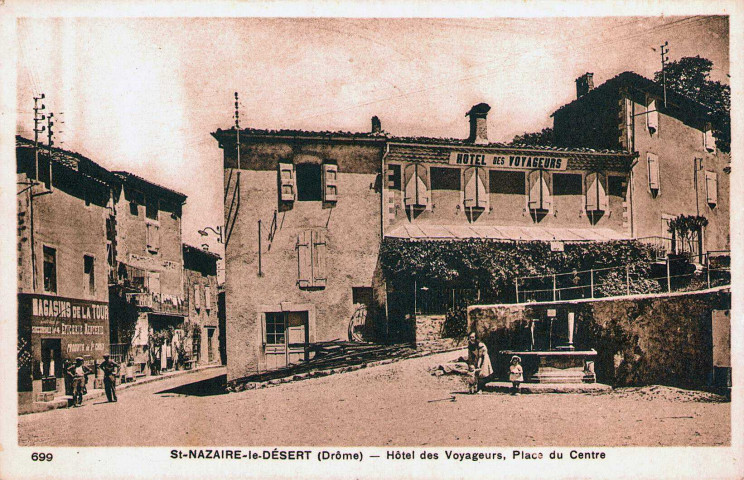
[484,381,612,394]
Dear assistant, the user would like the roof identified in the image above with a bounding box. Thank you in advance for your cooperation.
[183,243,221,261]
[16,135,114,185]
[112,171,187,203]
[385,224,628,242]
[552,71,714,121]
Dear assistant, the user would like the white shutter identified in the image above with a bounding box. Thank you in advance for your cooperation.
[586,172,608,212]
[404,164,429,208]
[647,153,660,191]
[463,168,476,208]
[322,163,338,202]
[704,129,716,153]
[403,164,416,207]
[193,284,201,310]
[311,230,327,288]
[647,98,658,133]
[297,231,311,288]
[705,171,718,206]
[279,163,295,201]
[528,171,551,211]
[204,285,212,311]
[463,168,489,209]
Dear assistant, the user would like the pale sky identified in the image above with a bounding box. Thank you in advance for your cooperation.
[15,16,730,257]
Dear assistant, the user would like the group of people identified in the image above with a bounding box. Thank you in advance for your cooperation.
[466,332,523,395]
[66,354,121,407]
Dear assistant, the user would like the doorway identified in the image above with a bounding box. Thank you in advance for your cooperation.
[264,311,309,370]
[41,338,61,392]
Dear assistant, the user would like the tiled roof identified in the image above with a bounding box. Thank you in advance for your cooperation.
[112,171,187,202]
[386,224,628,242]
[183,243,221,261]
[16,135,113,184]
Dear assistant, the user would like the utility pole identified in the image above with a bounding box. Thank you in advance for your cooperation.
[660,41,669,108]
[33,94,46,180]
[234,92,241,170]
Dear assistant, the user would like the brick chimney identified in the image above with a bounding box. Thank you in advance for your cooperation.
[466,103,491,144]
[371,116,382,134]
[576,73,594,99]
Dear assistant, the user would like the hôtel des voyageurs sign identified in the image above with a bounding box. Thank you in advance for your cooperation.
[449,152,568,170]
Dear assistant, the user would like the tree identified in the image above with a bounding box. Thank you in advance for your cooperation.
[667,214,708,256]
[655,56,730,152]
[510,127,554,146]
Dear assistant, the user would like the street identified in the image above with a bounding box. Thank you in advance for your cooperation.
[18,351,729,447]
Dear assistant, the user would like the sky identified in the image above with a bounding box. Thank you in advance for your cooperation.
[14,16,730,258]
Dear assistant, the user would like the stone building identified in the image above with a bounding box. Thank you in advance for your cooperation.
[16,137,113,404]
[183,244,222,365]
[552,72,730,256]
[212,103,638,380]
[108,171,188,375]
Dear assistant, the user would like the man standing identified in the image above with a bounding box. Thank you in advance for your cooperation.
[67,357,90,407]
[98,354,120,402]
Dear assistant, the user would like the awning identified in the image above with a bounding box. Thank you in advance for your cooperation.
[385,224,628,242]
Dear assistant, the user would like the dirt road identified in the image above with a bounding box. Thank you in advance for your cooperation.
[18,350,729,447]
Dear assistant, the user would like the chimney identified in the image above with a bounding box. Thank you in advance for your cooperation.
[576,73,594,99]
[371,116,382,134]
[466,103,491,144]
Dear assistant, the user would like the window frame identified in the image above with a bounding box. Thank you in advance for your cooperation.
[43,245,57,294]
[83,254,95,297]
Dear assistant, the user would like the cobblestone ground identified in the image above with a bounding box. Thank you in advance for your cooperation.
[18,351,729,447]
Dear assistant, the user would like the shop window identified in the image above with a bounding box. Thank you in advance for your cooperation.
[553,173,583,196]
[84,255,95,296]
[146,223,160,253]
[463,167,488,209]
[297,230,327,288]
[608,175,625,197]
[646,97,658,134]
[146,196,159,220]
[264,312,285,345]
[706,171,718,207]
[585,172,608,212]
[322,163,338,202]
[528,170,552,212]
[296,163,322,201]
[489,170,525,195]
[430,167,461,191]
[647,153,660,195]
[278,163,296,202]
[43,246,57,293]
[352,286,373,306]
[403,164,430,208]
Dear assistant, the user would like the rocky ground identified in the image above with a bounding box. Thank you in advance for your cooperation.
[18,350,729,447]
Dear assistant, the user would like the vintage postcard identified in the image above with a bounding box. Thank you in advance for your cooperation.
[0,1,741,478]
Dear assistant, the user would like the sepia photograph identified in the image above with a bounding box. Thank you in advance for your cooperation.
[1,2,741,479]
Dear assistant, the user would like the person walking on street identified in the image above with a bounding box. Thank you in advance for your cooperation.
[467,332,493,394]
[67,357,91,407]
[99,354,120,402]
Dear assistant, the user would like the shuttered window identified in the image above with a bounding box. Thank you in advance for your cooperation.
[646,98,658,134]
[705,171,718,207]
[279,163,296,202]
[193,284,202,310]
[585,172,609,212]
[204,285,212,311]
[528,170,552,211]
[647,153,660,192]
[403,164,430,208]
[297,230,327,289]
[463,167,488,209]
[146,223,160,253]
[322,163,338,202]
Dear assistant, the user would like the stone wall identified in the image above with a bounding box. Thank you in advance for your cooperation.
[468,288,730,388]
[413,314,464,352]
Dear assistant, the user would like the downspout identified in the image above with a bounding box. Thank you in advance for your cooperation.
[380,141,390,342]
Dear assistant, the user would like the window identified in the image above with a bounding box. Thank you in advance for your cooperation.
[608,175,625,197]
[146,196,159,220]
[585,172,608,212]
[43,246,57,293]
[552,173,583,196]
[704,126,716,153]
[129,201,139,216]
[403,164,430,208]
[352,287,373,306]
[296,163,322,201]
[489,170,525,195]
[146,223,160,253]
[388,164,401,190]
[528,170,552,211]
[646,97,658,134]
[278,163,296,201]
[322,163,338,202]
[430,167,461,191]
[83,255,95,296]
[204,285,212,311]
[297,230,327,288]
[193,284,202,310]
[705,171,718,207]
[647,153,660,194]
[127,188,144,216]
[264,312,285,345]
[463,167,488,209]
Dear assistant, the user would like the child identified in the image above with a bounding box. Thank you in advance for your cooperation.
[465,364,479,394]
[509,355,523,395]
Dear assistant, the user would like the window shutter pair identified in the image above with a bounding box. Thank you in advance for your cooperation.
[403,164,430,208]
[647,153,660,192]
[279,163,296,201]
[297,230,327,288]
[705,171,718,206]
[146,223,160,252]
[322,164,338,202]
[585,172,609,212]
[528,170,552,211]
[463,167,488,209]
[704,128,716,153]
[646,98,658,134]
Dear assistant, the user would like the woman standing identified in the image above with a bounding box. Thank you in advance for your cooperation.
[467,332,493,394]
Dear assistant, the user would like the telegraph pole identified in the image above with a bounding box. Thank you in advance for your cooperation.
[33,94,46,180]
[660,41,669,108]
[234,92,241,170]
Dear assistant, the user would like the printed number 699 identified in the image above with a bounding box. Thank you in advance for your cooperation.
[31,453,53,461]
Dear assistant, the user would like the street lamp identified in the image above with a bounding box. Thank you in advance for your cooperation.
[198,226,224,244]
